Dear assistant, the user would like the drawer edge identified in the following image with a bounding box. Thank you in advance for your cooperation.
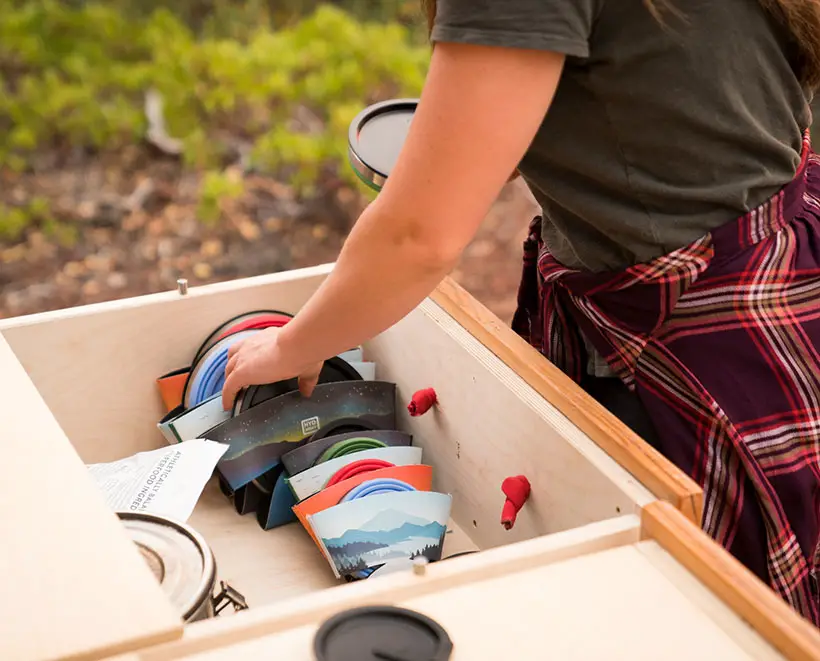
[430,277,704,523]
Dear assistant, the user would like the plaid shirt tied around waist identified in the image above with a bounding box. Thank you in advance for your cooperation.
[512,133,820,625]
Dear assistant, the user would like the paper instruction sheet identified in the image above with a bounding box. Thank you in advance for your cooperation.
[87,439,228,522]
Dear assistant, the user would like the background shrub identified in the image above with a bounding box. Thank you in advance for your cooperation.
[0,0,430,237]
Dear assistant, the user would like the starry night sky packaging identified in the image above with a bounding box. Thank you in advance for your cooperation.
[202,381,397,492]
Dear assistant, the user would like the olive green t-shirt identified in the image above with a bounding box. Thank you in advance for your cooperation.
[431,0,814,273]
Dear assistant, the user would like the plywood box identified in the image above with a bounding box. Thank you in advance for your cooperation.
[108,504,820,661]
[0,263,814,660]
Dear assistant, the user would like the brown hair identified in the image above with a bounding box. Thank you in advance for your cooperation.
[421,0,820,90]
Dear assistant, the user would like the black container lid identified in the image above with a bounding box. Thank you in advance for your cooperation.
[348,99,418,192]
[314,605,453,661]
[235,355,363,415]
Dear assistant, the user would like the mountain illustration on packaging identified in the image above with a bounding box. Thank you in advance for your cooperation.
[359,509,429,531]
[307,490,453,579]
[323,518,447,547]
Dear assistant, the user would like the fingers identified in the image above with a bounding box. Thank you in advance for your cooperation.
[227,339,245,359]
[225,351,240,378]
[224,340,245,382]
[221,369,243,411]
[297,371,321,398]
[297,362,323,398]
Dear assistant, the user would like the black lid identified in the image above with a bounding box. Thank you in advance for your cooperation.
[348,99,418,192]
[314,605,453,661]
[236,356,363,415]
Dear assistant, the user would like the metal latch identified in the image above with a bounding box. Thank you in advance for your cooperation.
[213,581,248,615]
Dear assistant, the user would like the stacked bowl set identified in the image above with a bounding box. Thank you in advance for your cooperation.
[155,304,454,581]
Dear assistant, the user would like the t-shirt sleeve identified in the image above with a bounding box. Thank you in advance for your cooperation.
[430,0,601,59]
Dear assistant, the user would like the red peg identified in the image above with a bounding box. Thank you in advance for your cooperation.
[501,475,531,530]
[408,388,437,417]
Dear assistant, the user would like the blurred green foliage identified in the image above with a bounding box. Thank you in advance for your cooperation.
[0,194,78,244]
[197,169,245,224]
[106,0,426,39]
[0,0,429,233]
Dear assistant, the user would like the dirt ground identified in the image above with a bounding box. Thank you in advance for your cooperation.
[0,149,539,323]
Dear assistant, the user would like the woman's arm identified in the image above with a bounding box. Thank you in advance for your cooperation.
[222,41,564,407]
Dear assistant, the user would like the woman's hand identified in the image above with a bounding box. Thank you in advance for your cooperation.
[221,326,324,410]
[218,42,563,412]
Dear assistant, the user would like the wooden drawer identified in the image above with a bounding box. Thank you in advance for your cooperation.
[0,263,708,660]
[105,503,820,661]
